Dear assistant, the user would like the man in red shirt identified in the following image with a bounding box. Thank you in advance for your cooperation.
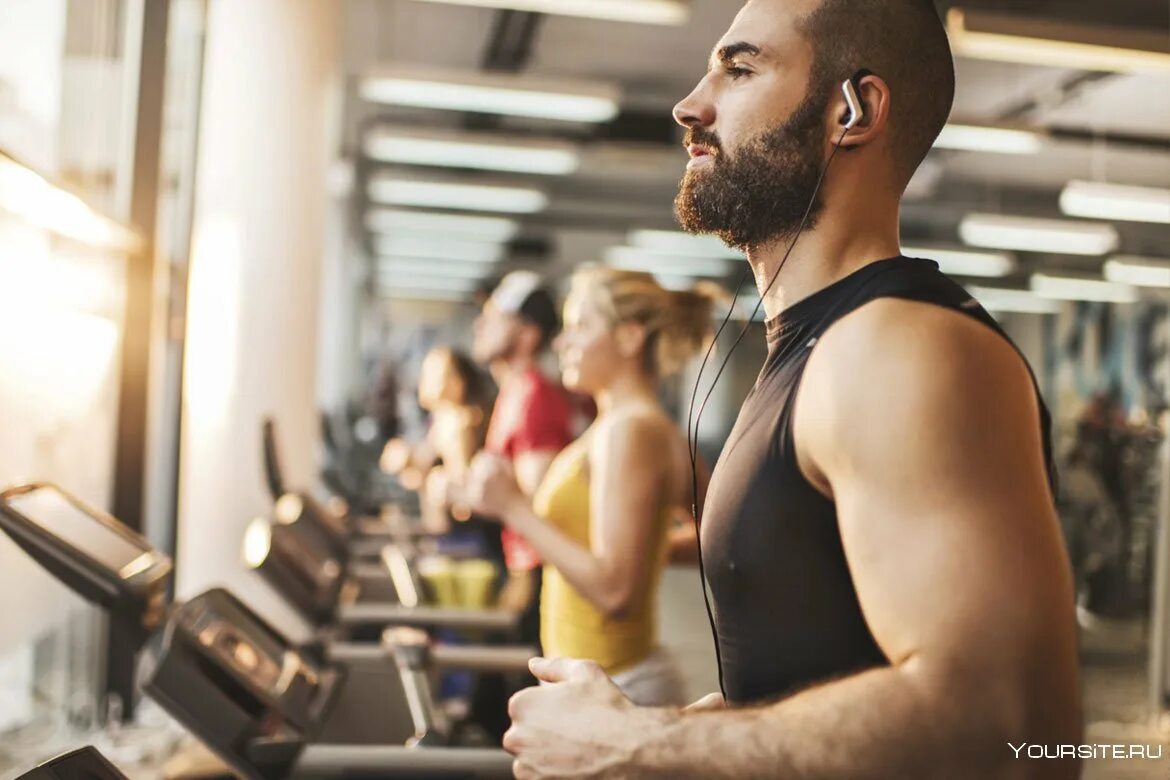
[472,271,574,642]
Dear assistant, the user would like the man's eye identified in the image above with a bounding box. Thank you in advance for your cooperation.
[726,65,751,80]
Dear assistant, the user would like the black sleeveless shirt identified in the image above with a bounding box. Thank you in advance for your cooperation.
[700,256,1055,705]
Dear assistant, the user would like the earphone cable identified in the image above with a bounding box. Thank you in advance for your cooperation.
[686,125,852,703]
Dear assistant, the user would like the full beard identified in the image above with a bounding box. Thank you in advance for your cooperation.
[674,90,830,252]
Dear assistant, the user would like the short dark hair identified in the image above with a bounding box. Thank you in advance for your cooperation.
[518,288,560,350]
[446,349,486,407]
[795,0,955,188]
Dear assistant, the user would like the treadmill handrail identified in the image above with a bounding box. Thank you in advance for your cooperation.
[326,642,537,673]
[296,745,515,778]
[432,643,537,673]
[338,603,520,632]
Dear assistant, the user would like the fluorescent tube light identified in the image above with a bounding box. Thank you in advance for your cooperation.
[604,246,735,277]
[379,275,480,294]
[364,127,579,175]
[0,153,140,252]
[361,66,620,123]
[1030,273,1139,303]
[403,0,689,25]
[967,286,1062,314]
[365,209,519,242]
[380,288,471,303]
[377,257,498,279]
[1103,256,1170,288]
[959,213,1119,256]
[627,230,742,259]
[902,246,1016,277]
[934,124,1043,155]
[368,173,548,214]
[373,235,505,263]
[946,8,1170,74]
[1060,180,1170,225]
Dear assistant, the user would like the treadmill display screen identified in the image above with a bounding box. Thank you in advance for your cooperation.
[7,488,148,573]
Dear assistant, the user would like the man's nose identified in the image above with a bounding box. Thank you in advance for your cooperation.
[673,79,715,129]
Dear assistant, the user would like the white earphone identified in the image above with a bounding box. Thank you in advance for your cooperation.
[841,78,864,130]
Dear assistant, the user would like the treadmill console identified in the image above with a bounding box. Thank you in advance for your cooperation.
[244,516,344,626]
[138,589,340,780]
[0,483,172,636]
[14,747,130,780]
[274,491,350,560]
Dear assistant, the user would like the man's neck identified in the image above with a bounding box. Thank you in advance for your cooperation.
[745,200,902,321]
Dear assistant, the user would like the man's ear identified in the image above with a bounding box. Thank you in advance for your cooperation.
[832,73,891,150]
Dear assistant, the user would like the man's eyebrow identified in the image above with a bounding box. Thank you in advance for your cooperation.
[710,41,762,69]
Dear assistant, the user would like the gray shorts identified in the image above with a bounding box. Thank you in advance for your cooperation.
[610,647,686,707]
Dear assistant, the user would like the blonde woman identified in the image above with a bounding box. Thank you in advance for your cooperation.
[464,268,715,706]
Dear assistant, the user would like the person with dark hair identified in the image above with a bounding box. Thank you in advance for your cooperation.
[380,346,489,516]
[469,271,575,624]
[500,2,1081,778]
[448,271,577,741]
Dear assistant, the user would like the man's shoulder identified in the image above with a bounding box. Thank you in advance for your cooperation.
[803,296,1036,427]
[817,296,1019,374]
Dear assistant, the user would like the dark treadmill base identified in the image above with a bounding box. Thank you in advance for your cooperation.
[317,664,416,746]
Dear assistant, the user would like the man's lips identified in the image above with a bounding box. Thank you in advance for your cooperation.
[687,144,716,170]
[687,143,715,160]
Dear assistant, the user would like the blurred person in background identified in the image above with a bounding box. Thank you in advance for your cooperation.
[467,271,575,623]
[430,270,574,742]
[464,268,717,706]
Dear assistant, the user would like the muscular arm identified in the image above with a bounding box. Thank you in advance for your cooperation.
[502,415,669,616]
[633,301,1081,779]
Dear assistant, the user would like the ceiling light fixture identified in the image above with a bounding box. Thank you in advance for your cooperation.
[902,245,1016,277]
[377,257,498,279]
[959,213,1119,256]
[360,66,620,123]
[1030,273,1139,304]
[933,124,1043,155]
[1103,256,1170,288]
[373,235,505,263]
[1059,180,1170,225]
[626,229,742,259]
[404,0,689,25]
[378,275,480,294]
[380,288,473,303]
[364,126,580,175]
[946,8,1170,74]
[604,246,735,277]
[368,173,548,214]
[365,209,519,242]
[966,286,1062,314]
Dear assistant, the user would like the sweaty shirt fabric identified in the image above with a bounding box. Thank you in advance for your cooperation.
[701,256,1056,705]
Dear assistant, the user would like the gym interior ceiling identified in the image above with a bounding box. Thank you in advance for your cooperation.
[340,0,1170,301]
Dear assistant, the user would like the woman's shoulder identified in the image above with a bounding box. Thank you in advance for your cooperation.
[590,405,675,453]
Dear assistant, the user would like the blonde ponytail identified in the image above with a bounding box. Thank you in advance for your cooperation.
[655,281,725,377]
[570,267,724,378]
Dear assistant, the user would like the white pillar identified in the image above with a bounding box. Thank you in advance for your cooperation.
[177,0,339,637]
[316,165,364,411]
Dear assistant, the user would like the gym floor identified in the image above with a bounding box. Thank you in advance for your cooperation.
[1081,618,1167,779]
